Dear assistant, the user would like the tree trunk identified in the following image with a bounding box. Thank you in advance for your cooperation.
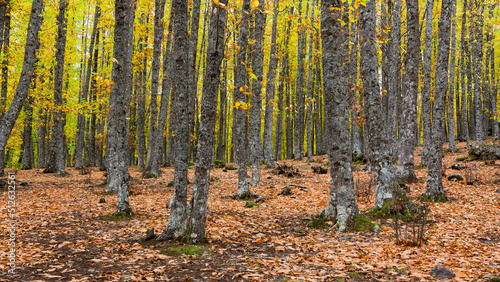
[305,2,316,162]
[359,0,399,209]
[249,0,265,186]
[396,0,419,183]
[232,0,251,199]
[460,0,471,149]
[294,0,306,160]
[473,4,484,146]
[22,97,34,170]
[186,0,227,244]
[263,0,279,166]
[45,0,67,175]
[0,0,43,176]
[321,0,359,231]
[447,2,458,151]
[144,0,167,178]
[491,25,499,139]
[158,0,190,240]
[105,0,134,215]
[421,0,433,165]
[387,0,400,157]
[423,0,454,202]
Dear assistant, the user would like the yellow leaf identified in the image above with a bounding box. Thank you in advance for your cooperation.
[249,72,258,80]
[250,0,259,10]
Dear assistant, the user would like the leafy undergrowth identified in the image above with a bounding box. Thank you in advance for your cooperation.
[1,140,499,281]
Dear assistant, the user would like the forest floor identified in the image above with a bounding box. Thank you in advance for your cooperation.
[1,140,500,281]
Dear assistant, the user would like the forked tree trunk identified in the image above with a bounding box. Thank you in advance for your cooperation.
[0,0,43,176]
[423,0,454,202]
[321,0,359,231]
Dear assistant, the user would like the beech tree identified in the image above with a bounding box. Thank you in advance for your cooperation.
[44,0,68,175]
[396,0,419,183]
[186,0,227,244]
[359,0,399,209]
[321,0,359,231]
[423,0,454,202]
[0,0,43,176]
[157,0,190,240]
[105,0,134,214]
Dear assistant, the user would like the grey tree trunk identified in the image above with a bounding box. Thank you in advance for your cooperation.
[158,0,190,240]
[421,0,434,165]
[263,0,279,166]
[0,0,43,176]
[275,68,283,160]
[105,0,134,215]
[387,0,400,157]
[216,62,227,162]
[249,0,265,186]
[143,0,167,178]
[186,0,227,244]
[460,0,472,149]
[37,111,47,168]
[447,2,458,151]
[359,0,399,209]
[423,0,454,202]
[396,0,419,183]
[233,0,251,199]
[491,29,499,139]
[473,4,484,147]
[294,0,305,160]
[75,5,100,169]
[22,97,34,170]
[305,1,316,162]
[45,0,68,175]
[321,0,359,231]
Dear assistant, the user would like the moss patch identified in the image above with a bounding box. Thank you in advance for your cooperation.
[414,163,427,169]
[160,245,205,257]
[99,211,134,221]
[350,214,376,232]
[224,165,237,171]
[244,201,258,208]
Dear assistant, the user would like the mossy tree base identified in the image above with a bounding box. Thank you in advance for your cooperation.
[421,193,449,203]
[232,191,257,201]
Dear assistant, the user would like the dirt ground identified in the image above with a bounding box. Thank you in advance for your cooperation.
[1,140,499,281]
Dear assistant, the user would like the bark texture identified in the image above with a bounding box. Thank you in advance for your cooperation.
[105,0,134,214]
[447,2,458,151]
[45,0,68,175]
[186,0,227,244]
[423,0,454,202]
[158,0,190,240]
[321,0,359,231]
[421,0,434,165]
[143,0,167,178]
[233,0,251,199]
[359,0,399,209]
[263,0,279,166]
